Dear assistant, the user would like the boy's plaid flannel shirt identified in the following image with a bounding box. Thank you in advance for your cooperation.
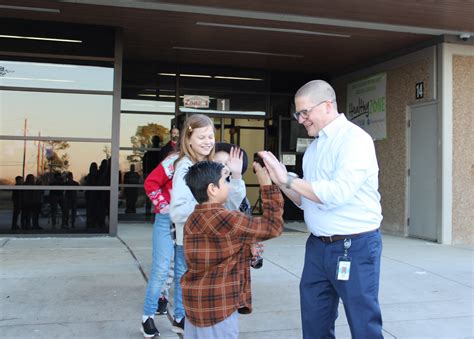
[181,185,284,327]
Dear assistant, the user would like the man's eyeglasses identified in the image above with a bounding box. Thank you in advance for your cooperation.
[293,100,329,121]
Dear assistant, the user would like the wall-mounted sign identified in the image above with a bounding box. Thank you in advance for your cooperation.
[347,73,387,140]
[217,98,230,111]
[415,82,424,99]
[183,95,210,108]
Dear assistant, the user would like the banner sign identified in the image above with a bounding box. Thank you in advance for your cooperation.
[183,95,210,108]
[347,73,387,140]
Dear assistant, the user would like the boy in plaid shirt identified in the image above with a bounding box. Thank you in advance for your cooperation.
[182,157,284,338]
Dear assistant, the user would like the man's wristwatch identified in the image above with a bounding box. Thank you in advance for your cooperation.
[286,172,299,189]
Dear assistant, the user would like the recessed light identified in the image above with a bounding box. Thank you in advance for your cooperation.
[214,76,264,81]
[173,46,303,58]
[158,72,212,78]
[180,74,212,78]
[0,35,82,43]
[0,5,60,13]
[196,22,351,38]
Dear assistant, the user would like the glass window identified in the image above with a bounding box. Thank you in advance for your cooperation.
[0,60,113,91]
[121,99,175,113]
[0,140,112,186]
[120,113,174,148]
[0,91,112,138]
[0,188,110,234]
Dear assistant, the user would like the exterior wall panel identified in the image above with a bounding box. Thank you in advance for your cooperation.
[333,49,434,236]
[452,55,474,244]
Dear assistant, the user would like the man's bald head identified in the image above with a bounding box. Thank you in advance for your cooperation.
[295,80,338,111]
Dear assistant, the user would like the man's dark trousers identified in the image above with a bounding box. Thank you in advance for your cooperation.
[300,230,383,339]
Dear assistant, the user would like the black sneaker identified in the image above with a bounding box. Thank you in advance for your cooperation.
[155,297,168,315]
[141,317,160,338]
[171,317,185,334]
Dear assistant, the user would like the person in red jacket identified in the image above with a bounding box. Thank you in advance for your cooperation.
[141,152,180,338]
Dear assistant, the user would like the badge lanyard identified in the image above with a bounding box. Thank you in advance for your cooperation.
[336,238,352,281]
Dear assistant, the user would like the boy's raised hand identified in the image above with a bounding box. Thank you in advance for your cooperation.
[253,160,272,186]
[227,146,243,179]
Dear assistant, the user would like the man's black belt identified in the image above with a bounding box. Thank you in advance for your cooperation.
[315,229,378,244]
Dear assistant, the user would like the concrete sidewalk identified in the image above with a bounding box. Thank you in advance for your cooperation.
[1,223,473,338]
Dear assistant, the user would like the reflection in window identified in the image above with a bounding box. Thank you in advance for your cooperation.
[0,91,112,138]
[118,185,146,216]
[0,140,112,186]
[119,150,147,180]
[0,60,113,91]
[121,99,174,113]
[120,113,173,148]
[0,189,110,234]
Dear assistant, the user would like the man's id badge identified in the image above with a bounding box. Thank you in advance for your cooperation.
[336,256,351,281]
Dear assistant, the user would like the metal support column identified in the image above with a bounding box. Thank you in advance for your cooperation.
[109,29,123,236]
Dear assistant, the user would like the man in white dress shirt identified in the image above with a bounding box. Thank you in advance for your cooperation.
[260,80,383,339]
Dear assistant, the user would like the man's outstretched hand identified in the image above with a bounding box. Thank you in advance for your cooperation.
[258,151,288,187]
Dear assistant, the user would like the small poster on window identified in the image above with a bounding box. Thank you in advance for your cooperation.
[296,138,313,152]
[282,154,296,166]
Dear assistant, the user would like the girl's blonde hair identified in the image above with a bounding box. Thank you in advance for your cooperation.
[175,114,215,165]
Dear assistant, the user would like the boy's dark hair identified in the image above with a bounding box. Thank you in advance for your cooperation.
[185,161,224,204]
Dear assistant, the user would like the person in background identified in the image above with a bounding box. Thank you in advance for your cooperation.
[11,176,24,231]
[64,172,79,228]
[31,177,43,230]
[123,164,141,213]
[214,143,264,269]
[85,162,100,228]
[22,174,36,230]
[260,80,384,339]
[143,136,162,217]
[97,159,110,227]
[158,127,180,162]
[49,172,67,229]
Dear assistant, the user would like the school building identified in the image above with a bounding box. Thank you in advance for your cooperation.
[0,0,472,244]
